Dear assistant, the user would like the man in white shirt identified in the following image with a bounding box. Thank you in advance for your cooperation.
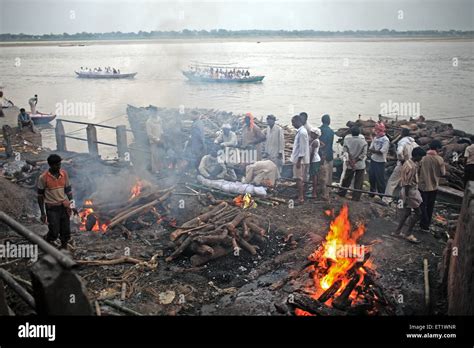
[382,128,419,204]
[214,124,238,147]
[263,115,285,173]
[290,115,310,204]
[338,126,368,201]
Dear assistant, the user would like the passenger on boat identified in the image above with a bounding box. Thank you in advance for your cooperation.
[18,108,36,133]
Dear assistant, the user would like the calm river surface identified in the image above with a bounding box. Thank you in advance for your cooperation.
[1,39,473,153]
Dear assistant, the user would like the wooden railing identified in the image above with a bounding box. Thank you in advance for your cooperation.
[55,119,130,158]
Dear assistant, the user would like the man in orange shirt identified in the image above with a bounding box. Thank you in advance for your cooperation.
[37,154,77,249]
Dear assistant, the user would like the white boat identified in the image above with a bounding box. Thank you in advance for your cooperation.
[75,71,137,79]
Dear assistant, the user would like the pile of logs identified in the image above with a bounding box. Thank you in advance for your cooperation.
[336,116,473,190]
[165,202,269,266]
[80,184,174,232]
[288,252,397,316]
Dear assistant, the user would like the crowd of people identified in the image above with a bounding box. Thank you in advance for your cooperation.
[79,66,121,74]
[190,66,251,80]
[144,110,474,244]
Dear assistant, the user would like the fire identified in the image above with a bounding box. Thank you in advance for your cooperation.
[233,195,244,207]
[129,180,143,200]
[310,204,367,292]
[295,308,314,316]
[79,199,108,232]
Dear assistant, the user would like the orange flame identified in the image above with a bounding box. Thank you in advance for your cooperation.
[233,195,244,207]
[129,180,143,200]
[313,205,367,291]
[79,199,108,232]
[295,308,314,316]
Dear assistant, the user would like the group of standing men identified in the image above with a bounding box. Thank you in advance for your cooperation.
[289,112,335,204]
[337,122,449,243]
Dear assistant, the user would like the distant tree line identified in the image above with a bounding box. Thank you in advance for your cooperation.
[1,29,473,42]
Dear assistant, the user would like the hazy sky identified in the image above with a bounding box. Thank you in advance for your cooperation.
[1,0,473,34]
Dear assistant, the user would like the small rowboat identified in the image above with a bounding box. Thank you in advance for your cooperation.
[75,71,137,79]
[28,112,56,125]
[183,71,264,83]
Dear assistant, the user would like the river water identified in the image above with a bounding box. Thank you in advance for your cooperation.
[0,40,473,154]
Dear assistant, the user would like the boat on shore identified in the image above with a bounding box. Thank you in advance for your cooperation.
[28,112,56,124]
[75,71,137,79]
[182,63,264,83]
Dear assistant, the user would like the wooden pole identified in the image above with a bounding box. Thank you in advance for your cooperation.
[86,124,99,156]
[55,120,67,152]
[116,125,128,160]
[423,258,430,311]
[2,125,14,158]
[0,211,76,269]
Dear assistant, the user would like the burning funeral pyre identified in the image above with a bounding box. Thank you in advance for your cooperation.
[289,205,397,316]
[78,178,174,234]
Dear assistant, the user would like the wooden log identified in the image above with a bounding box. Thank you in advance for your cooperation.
[189,242,214,256]
[193,229,229,245]
[332,274,361,310]
[318,279,343,303]
[237,237,257,255]
[108,199,159,228]
[227,213,247,229]
[245,220,266,237]
[170,202,228,240]
[166,236,193,262]
[242,222,250,240]
[289,293,346,316]
[190,246,230,267]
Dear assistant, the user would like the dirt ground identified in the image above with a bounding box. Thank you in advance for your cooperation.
[0,157,452,315]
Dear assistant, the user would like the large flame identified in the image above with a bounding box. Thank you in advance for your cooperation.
[312,205,366,291]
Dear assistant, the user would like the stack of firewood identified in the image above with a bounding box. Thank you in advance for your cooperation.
[80,185,174,232]
[336,116,472,190]
[165,202,269,266]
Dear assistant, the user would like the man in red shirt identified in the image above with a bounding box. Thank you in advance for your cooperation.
[37,154,77,249]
